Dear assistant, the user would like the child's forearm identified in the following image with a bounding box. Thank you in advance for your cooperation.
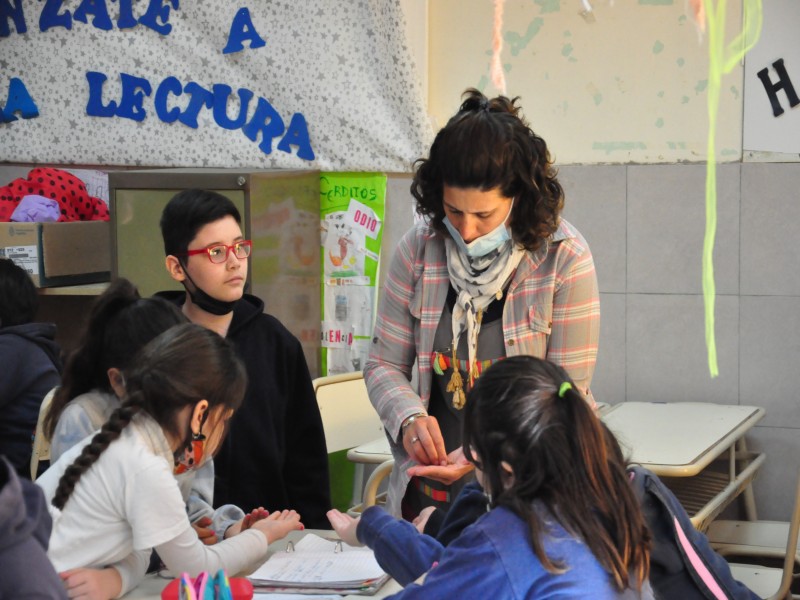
[155,527,267,577]
[357,506,445,586]
[108,551,149,597]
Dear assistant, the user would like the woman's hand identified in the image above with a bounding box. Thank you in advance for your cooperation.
[402,415,447,466]
[191,516,218,545]
[59,567,121,600]
[224,507,270,539]
[407,447,474,485]
[251,509,303,543]
[326,509,363,547]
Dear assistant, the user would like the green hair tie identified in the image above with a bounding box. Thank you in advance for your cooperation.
[558,382,572,398]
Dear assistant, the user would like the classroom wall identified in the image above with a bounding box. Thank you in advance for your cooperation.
[427,0,746,164]
[559,162,800,522]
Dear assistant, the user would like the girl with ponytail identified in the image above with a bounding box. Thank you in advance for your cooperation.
[44,278,186,460]
[37,323,303,599]
[329,355,653,598]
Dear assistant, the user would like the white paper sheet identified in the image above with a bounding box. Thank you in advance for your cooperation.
[250,534,385,585]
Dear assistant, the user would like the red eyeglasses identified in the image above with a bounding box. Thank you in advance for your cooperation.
[179,240,252,264]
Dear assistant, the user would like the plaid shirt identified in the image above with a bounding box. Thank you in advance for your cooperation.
[364,220,600,515]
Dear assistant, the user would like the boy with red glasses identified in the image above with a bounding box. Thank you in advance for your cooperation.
[157,189,330,528]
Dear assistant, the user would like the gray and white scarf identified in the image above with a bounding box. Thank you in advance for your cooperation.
[444,236,525,381]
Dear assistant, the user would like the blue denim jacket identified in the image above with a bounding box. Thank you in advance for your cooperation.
[358,502,653,599]
[359,471,757,600]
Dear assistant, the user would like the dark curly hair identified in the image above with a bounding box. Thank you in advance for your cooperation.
[412,89,563,251]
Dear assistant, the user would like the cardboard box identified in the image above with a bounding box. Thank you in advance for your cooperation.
[0,221,110,287]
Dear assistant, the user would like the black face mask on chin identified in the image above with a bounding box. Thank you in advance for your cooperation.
[181,263,237,316]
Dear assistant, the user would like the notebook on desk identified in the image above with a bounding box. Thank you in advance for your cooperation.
[248,534,390,596]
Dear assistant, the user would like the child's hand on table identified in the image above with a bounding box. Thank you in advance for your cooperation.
[224,507,270,539]
[252,509,303,543]
[60,567,121,600]
[326,509,363,547]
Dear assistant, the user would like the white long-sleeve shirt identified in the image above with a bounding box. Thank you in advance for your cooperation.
[50,390,243,539]
[37,413,267,596]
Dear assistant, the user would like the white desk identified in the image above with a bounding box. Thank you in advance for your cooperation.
[347,437,392,464]
[602,402,765,531]
[123,529,401,599]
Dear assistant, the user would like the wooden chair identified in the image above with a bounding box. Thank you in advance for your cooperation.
[30,387,57,479]
[711,473,800,599]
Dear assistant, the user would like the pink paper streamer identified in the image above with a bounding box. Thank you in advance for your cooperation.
[491,0,507,95]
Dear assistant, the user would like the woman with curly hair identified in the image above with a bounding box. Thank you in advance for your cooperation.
[364,89,600,519]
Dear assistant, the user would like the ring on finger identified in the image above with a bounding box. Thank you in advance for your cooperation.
[410,436,419,443]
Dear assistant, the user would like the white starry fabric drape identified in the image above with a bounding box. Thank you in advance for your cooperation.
[0,0,433,171]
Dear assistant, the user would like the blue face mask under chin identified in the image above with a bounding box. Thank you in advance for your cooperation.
[443,198,514,259]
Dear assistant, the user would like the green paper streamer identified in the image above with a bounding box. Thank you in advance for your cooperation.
[702,0,762,377]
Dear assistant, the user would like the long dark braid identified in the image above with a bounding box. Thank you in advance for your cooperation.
[52,390,146,510]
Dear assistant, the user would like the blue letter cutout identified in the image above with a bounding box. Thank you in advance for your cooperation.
[222,7,265,54]
[73,0,112,30]
[39,0,71,32]
[277,112,315,160]
[139,0,178,35]
[85,71,118,117]
[154,76,183,123]
[0,0,27,36]
[117,73,152,122]
[1,78,39,123]
[116,0,136,29]
[178,81,213,128]
[242,97,285,155]
[212,84,253,130]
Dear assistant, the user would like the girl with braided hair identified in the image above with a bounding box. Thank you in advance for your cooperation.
[36,323,303,600]
[44,278,251,548]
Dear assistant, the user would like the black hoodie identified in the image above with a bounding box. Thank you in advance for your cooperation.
[156,292,331,528]
[0,323,61,478]
[0,456,68,599]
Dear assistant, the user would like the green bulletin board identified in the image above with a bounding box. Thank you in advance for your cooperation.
[319,173,387,375]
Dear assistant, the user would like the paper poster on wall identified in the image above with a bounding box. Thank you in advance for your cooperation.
[743,0,800,153]
[320,173,386,376]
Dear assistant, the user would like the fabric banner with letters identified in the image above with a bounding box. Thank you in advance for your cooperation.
[0,1,432,171]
